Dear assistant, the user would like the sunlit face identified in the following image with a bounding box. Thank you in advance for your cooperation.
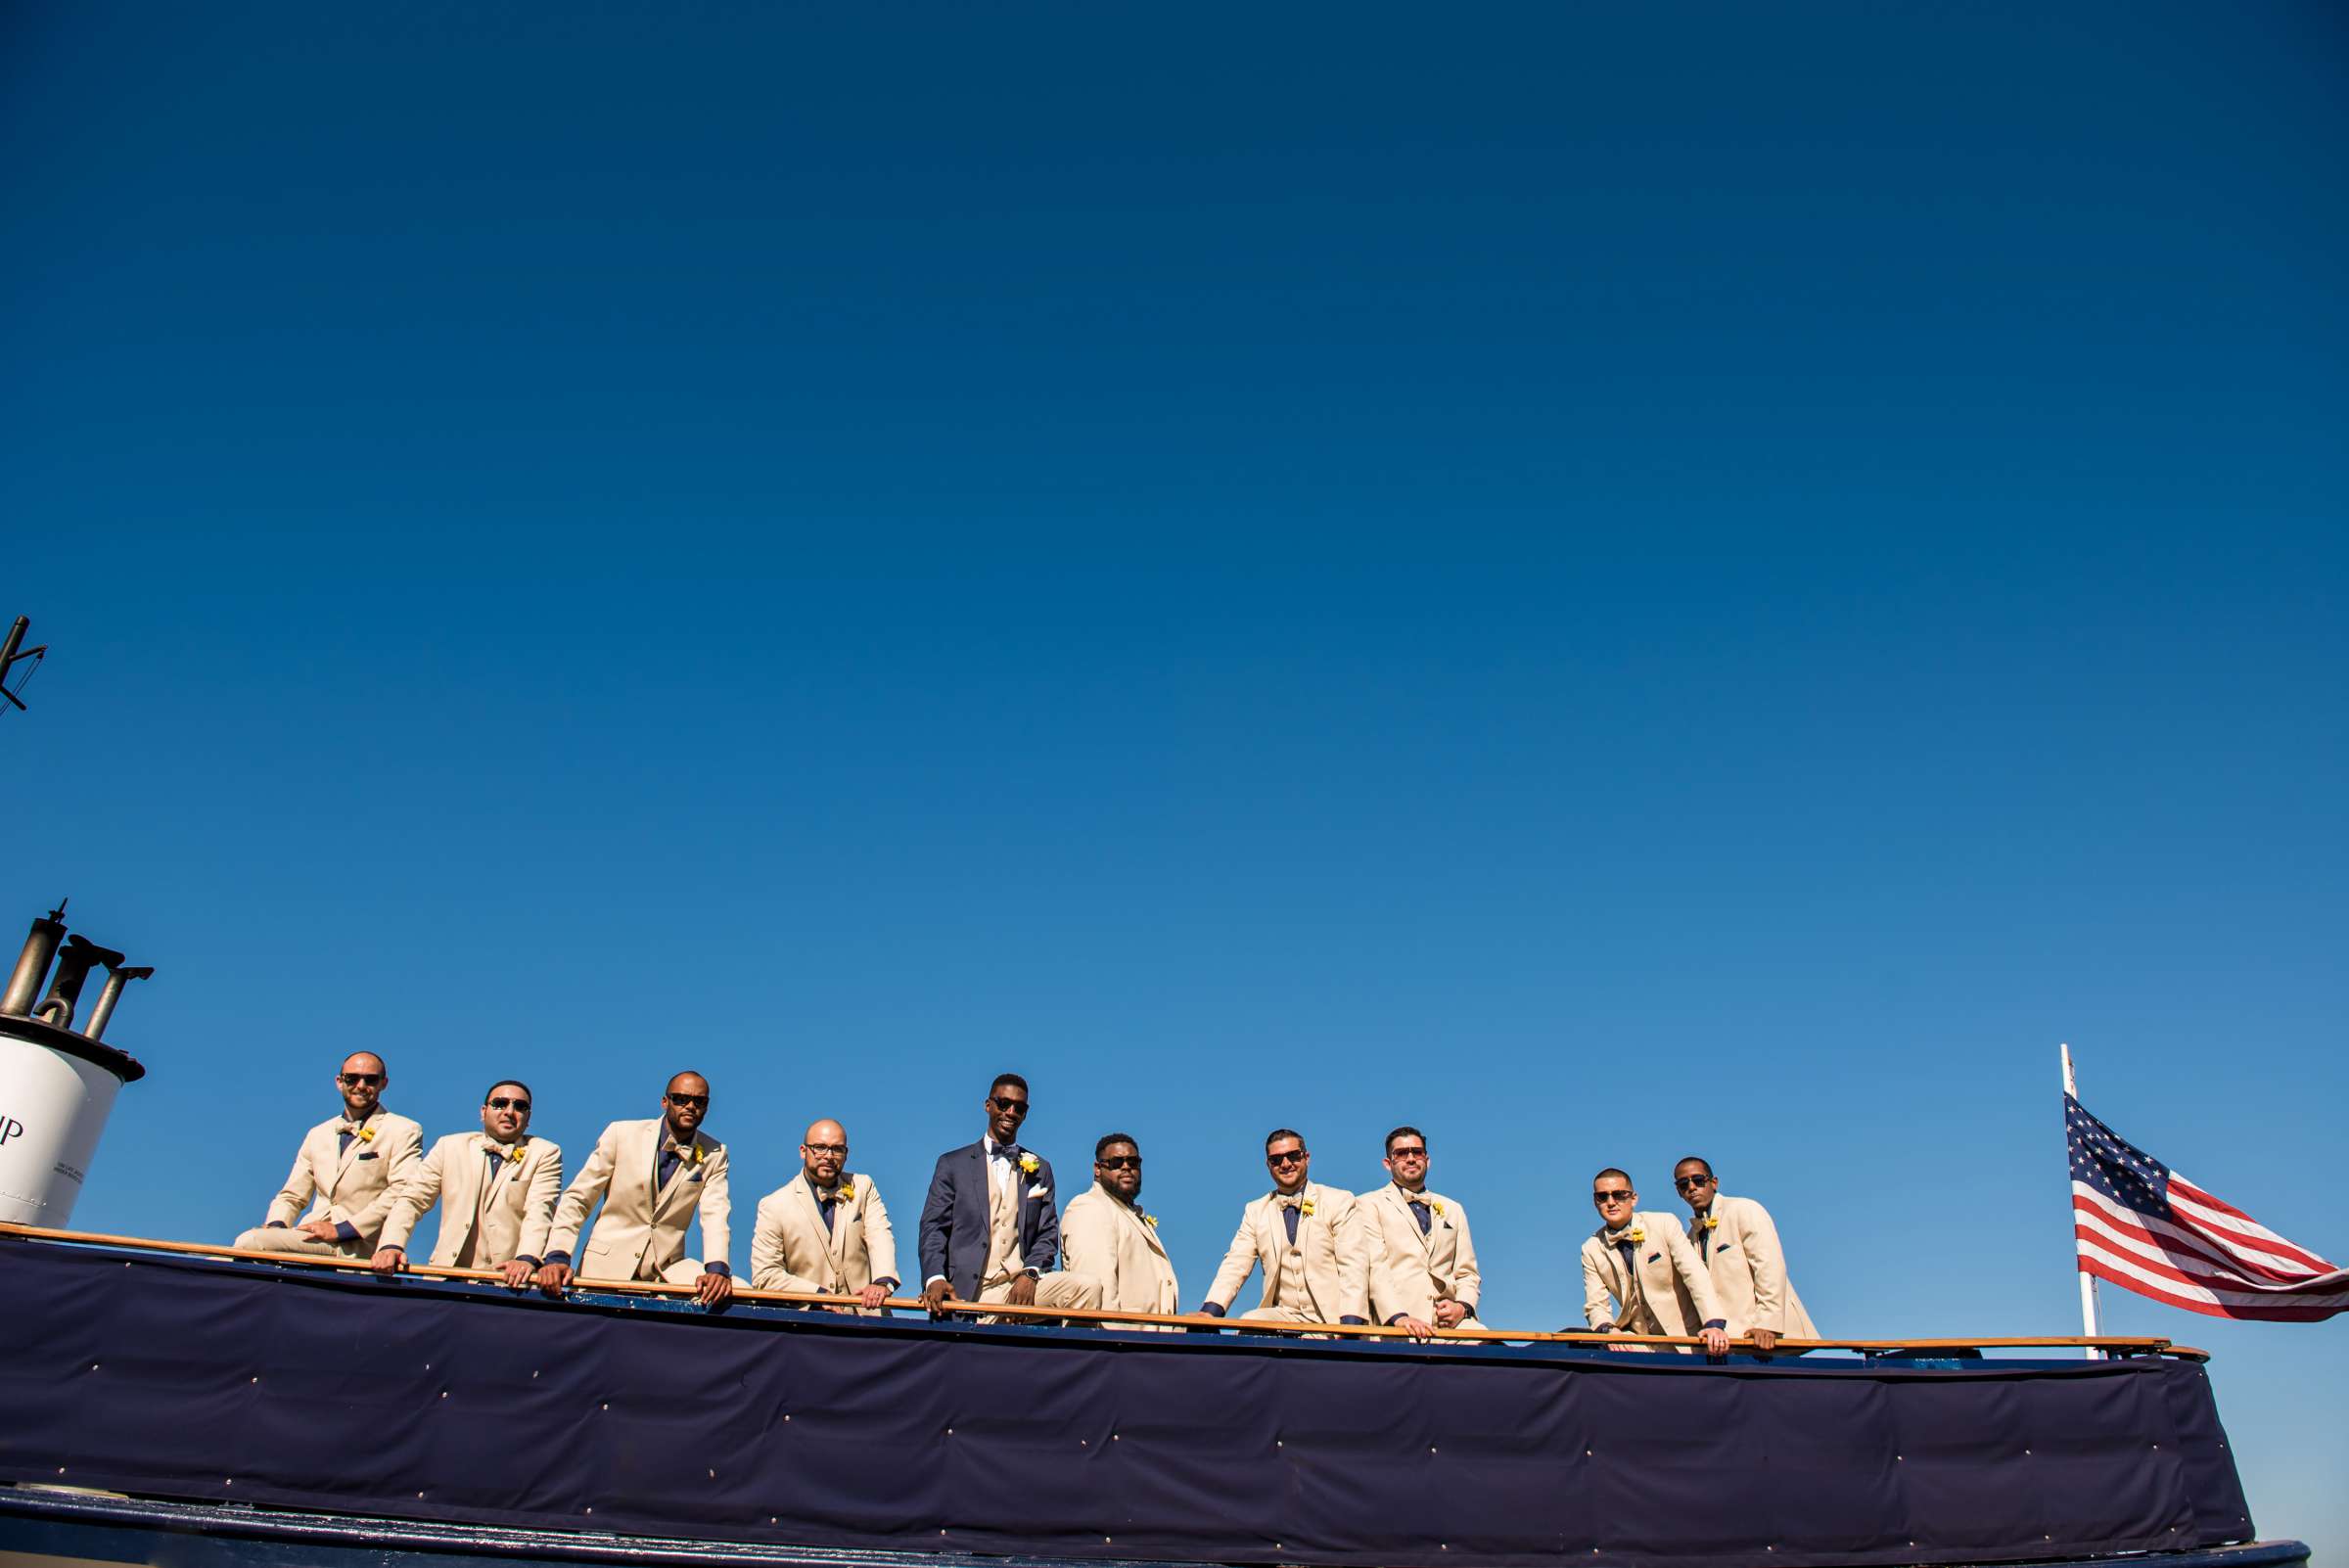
[1384,1136,1430,1192]
[986,1083,1029,1144]
[663,1073,710,1133]
[1673,1161,1717,1215]
[1592,1176,1637,1230]
[337,1053,386,1119]
[802,1119,849,1185]
[1095,1140,1142,1202]
[481,1083,532,1142]
[1266,1135,1310,1194]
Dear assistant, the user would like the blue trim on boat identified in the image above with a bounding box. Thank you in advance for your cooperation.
[0,1489,2311,1568]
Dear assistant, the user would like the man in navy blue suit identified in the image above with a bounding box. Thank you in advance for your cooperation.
[917,1073,1101,1318]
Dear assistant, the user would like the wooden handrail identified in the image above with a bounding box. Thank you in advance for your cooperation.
[0,1221,2191,1358]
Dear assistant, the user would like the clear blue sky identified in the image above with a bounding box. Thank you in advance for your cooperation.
[7,1,2344,1556]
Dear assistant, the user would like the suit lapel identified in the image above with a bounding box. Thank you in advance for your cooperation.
[1387,1185,1435,1259]
[328,1123,364,1191]
[654,1134,701,1221]
[444,1136,485,1246]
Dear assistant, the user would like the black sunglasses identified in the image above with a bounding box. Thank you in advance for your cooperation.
[666,1092,710,1108]
[486,1096,530,1112]
[1389,1146,1429,1160]
[1593,1188,1635,1203]
[339,1073,384,1086]
[990,1096,1030,1114]
[1097,1155,1141,1170]
[1675,1174,1715,1188]
[1267,1149,1307,1166]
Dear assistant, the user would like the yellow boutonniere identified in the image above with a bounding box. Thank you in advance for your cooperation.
[1431,1199,1446,1218]
[1626,1226,1645,1244]
[836,1180,854,1202]
[1300,1198,1316,1217]
[1702,1215,1719,1230]
[1018,1152,1040,1176]
[353,1125,376,1144]
[689,1143,706,1166]
[499,1140,527,1164]
[1141,1212,1158,1228]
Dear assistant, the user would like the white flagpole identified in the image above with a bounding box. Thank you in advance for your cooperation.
[2061,1042,2103,1360]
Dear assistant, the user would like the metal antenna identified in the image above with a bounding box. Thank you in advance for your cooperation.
[0,616,48,715]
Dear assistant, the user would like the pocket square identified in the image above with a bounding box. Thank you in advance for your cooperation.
[1716,1243,1729,1254]
[1026,1183,1050,1200]
[1646,1251,1661,1263]
[357,1152,379,1161]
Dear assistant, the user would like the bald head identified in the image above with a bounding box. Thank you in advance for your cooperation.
[334,1051,387,1118]
[801,1118,850,1184]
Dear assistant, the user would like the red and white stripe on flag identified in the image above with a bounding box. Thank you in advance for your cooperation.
[2065,1090,2346,1322]
[2073,1174,2349,1321]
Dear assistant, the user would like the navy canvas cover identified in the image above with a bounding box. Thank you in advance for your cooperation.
[0,1242,2254,1568]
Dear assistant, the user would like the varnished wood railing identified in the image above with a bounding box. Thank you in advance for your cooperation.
[0,1221,2199,1359]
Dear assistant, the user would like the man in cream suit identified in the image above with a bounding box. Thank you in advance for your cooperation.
[233,1052,424,1259]
[536,1071,733,1308]
[1672,1156,1819,1351]
[1060,1132,1178,1325]
[918,1073,1101,1318]
[751,1117,899,1312]
[369,1080,562,1288]
[1359,1126,1481,1338]
[1580,1168,1728,1355]
[1198,1130,1369,1326]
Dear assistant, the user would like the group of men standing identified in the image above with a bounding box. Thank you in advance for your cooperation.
[231,1055,1816,1348]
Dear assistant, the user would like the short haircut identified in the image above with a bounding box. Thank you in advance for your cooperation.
[1265,1128,1305,1152]
[1095,1131,1139,1160]
[990,1072,1030,1096]
[484,1079,532,1104]
[1592,1167,1633,1188]
[667,1069,708,1090]
[1674,1155,1715,1178]
[1385,1125,1426,1155]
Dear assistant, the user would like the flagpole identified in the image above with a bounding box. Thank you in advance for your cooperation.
[2061,1042,2103,1360]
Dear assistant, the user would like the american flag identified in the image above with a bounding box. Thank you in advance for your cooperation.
[2068,1093,2347,1321]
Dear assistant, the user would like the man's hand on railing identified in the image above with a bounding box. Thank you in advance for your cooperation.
[921,1278,956,1317]
[1698,1326,1730,1356]
[858,1282,892,1311]
[695,1269,733,1309]
[1389,1314,1437,1341]
[370,1246,405,1274]
[501,1258,536,1290]
[1749,1327,1778,1353]
[536,1261,574,1299]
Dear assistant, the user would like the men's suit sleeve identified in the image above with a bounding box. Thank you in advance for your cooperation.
[545,1123,619,1262]
[1580,1239,1615,1329]
[750,1195,821,1292]
[917,1153,956,1287]
[862,1183,898,1286]
[516,1141,563,1264]
[1022,1156,1061,1275]
[376,1137,448,1253]
[1663,1223,1725,1327]
[342,1119,426,1237]
[697,1143,732,1274]
[1204,1208,1259,1312]
[1452,1204,1482,1315]
[1332,1191,1372,1321]
[1059,1194,1115,1293]
[263,1133,318,1227]
[1736,1200,1789,1332]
